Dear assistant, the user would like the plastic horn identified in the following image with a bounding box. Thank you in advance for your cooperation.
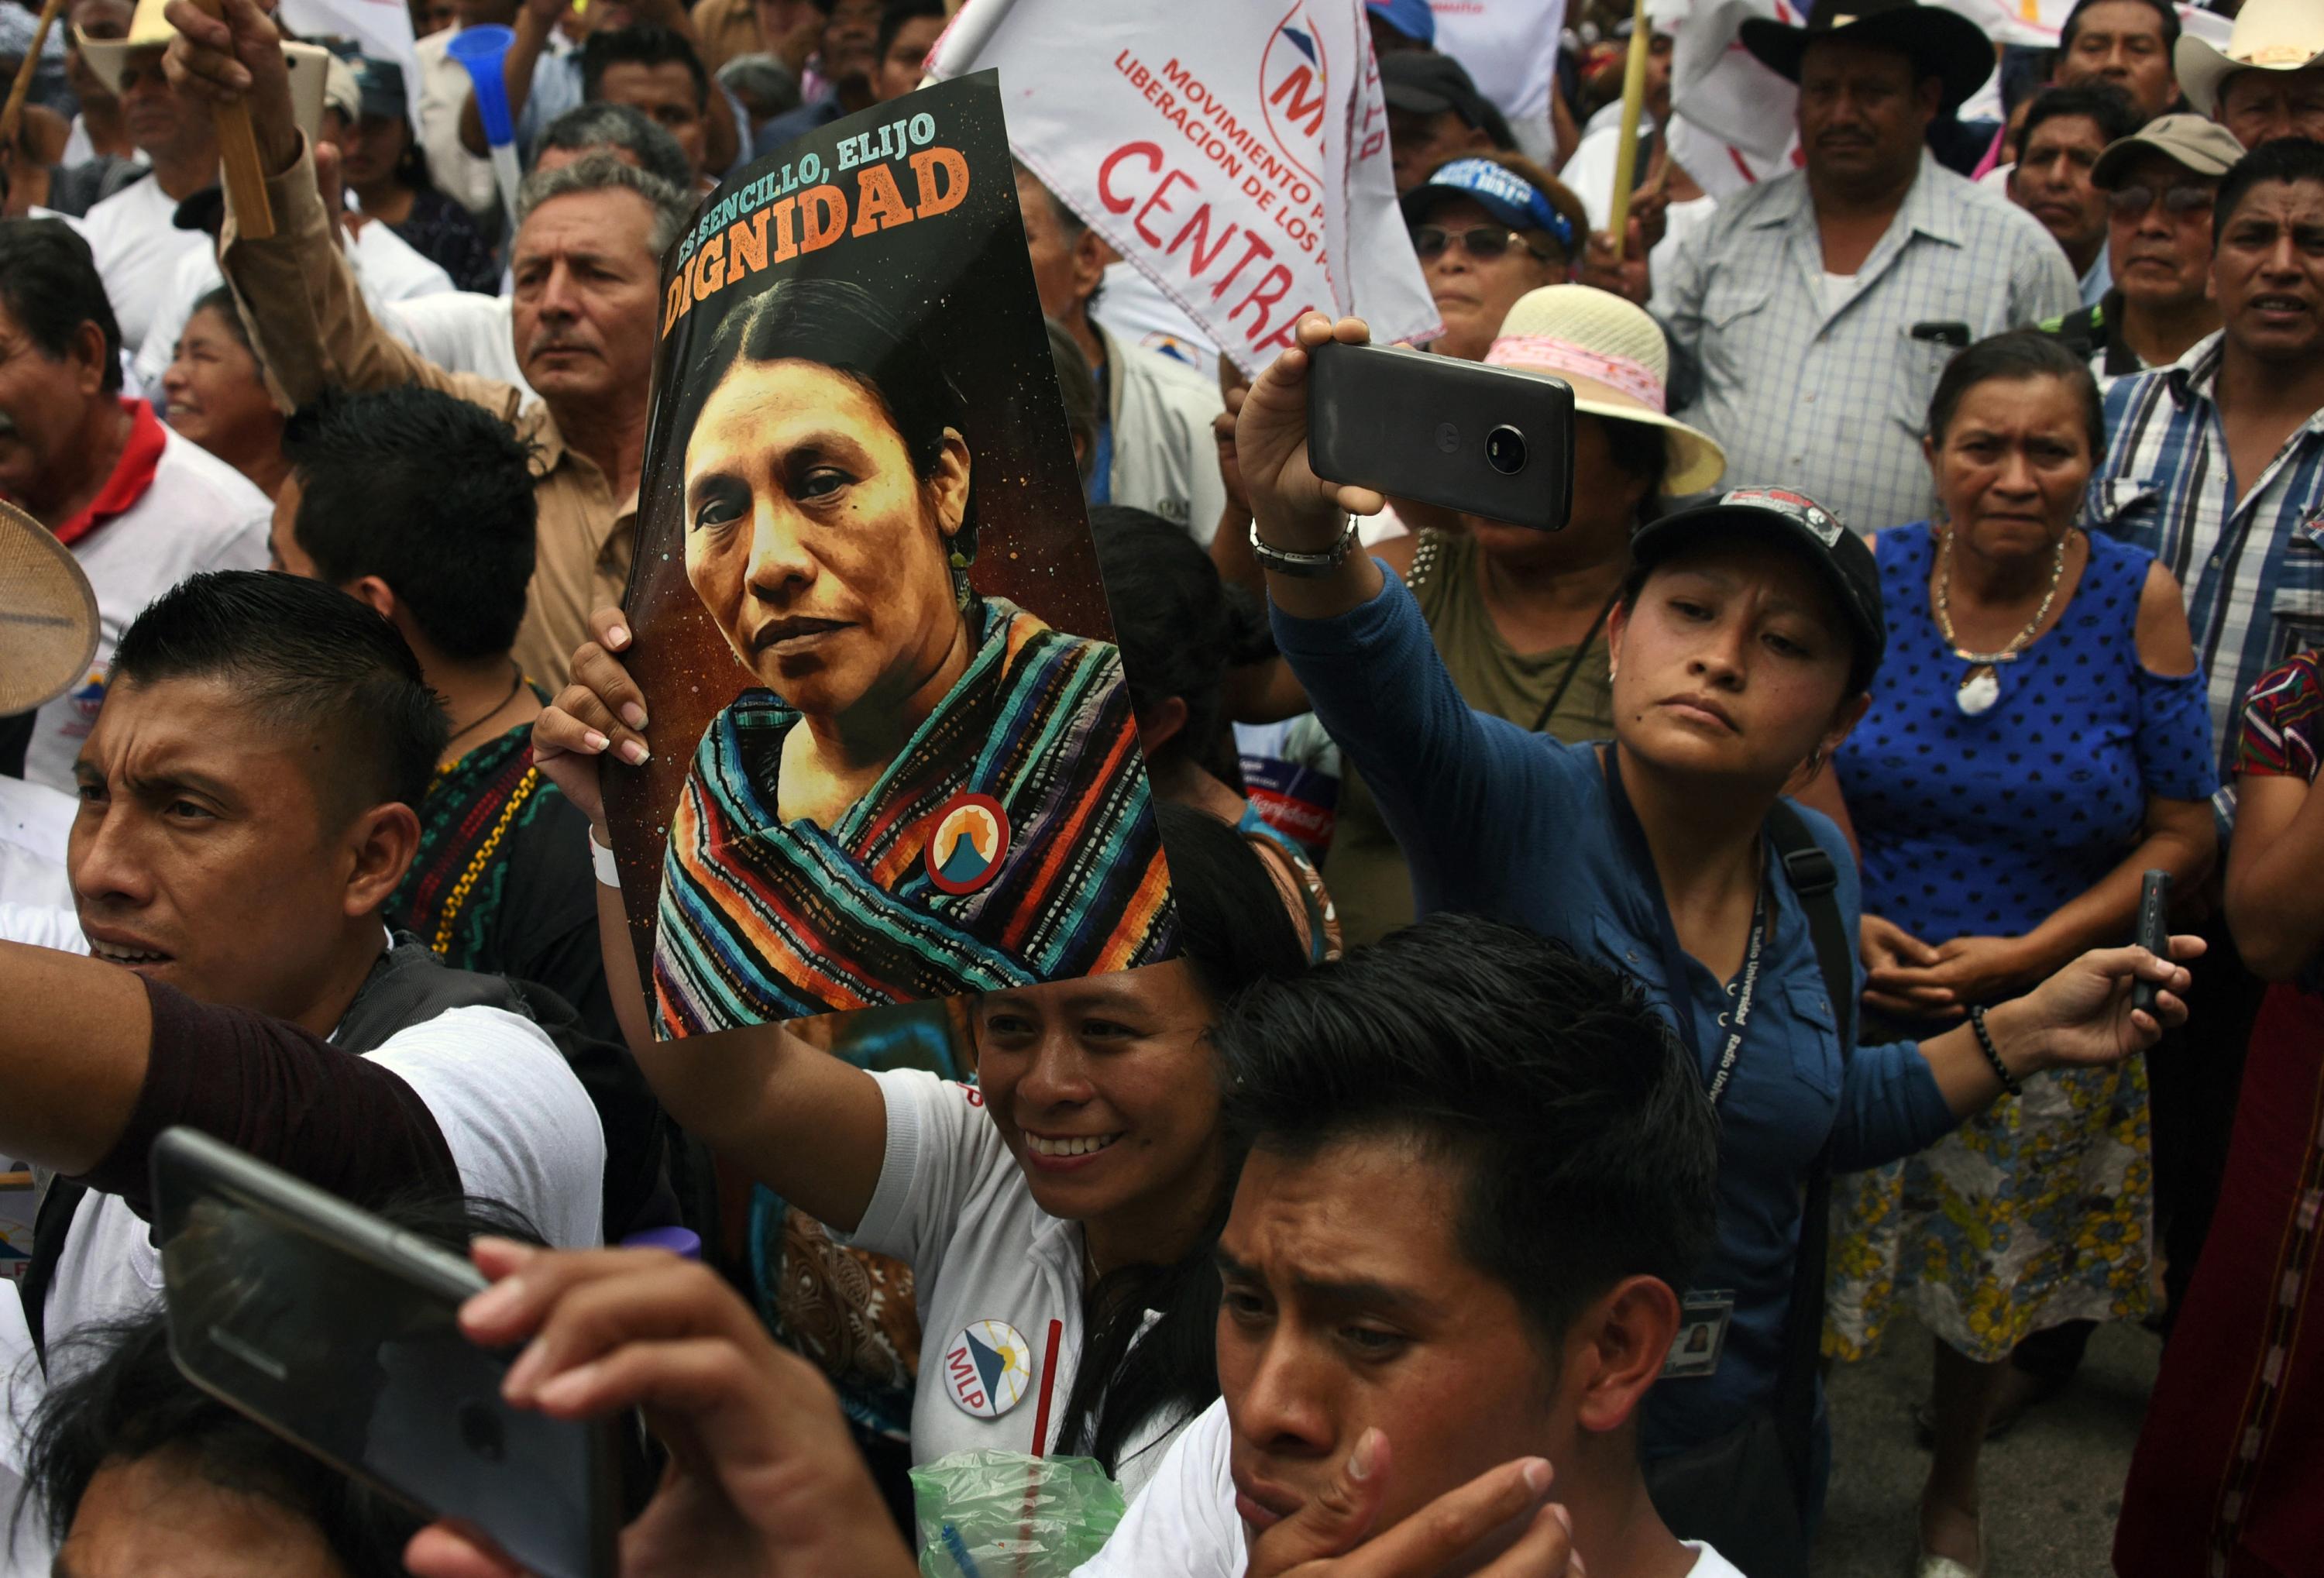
[448,22,524,241]
[1605,0,1653,247]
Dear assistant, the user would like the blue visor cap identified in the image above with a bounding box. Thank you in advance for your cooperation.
[1367,0,1436,44]
[1401,157,1574,252]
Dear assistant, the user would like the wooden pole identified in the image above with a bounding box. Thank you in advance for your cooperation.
[1605,0,1653,248]
[186,0,274,239]
[0,0,67,154]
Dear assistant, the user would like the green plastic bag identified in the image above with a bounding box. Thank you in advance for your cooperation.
[911,1449,1126,1577]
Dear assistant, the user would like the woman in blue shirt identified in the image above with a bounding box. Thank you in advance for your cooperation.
[1232,313,2199,1542]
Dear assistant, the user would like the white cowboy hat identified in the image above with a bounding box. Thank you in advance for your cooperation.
[2175,0,2324,118]
[76,0,174,97]
[1483,284,1727,497]
[0,500,101,717]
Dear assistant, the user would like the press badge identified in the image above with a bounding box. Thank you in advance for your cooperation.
[1662,1291,1734,1379]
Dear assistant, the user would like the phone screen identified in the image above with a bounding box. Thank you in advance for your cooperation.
[156,1167,612,1578]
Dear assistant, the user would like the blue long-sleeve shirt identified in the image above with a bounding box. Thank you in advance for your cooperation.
[1274,569,1957,1458]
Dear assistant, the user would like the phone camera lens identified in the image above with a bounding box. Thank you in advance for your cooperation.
[459,1400,507,1463]
[1485,425,1527,476]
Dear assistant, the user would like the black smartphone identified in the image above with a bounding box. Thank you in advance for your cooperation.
[1308,340,1575,531]
[1910,321,1972,349]
[2132,870,2172,1016]
[149,1129,620,1578]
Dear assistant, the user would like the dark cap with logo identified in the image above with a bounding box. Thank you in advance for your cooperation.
[1380,52,1515,149]
[1628,486,1886,695]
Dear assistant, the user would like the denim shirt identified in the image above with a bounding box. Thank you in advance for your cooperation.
[1274,569,1955,1458]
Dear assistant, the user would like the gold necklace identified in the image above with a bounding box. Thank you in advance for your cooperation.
[1933,524,2069,717]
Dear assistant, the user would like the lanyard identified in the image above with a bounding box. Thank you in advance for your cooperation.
[1603,748,1768,1112]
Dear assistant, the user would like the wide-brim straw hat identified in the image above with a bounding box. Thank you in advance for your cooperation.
[1483,284,1727,496]
[77,0,174,96]
[2175,0,2324,117]
[0,500,100,716]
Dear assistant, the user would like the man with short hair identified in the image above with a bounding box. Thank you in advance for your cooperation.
[581,23,713,188]
[1380,50,1514,196]
[2177,0,2324,150]
[170,0,691,689]
[0,218,269,792]
[871,0,941,105]
[755,0,878,146]
[1652,0,2078,534]
[75,0,222,356]
[1017,167,1229,543]
[457,0,740,175]
[0,570,604,1445]
[2040,112,2242,383]
[271,383,619,1054]
[2053,0,2181,125]
[1074,914,1737,1577]
[2010,83,2143,306]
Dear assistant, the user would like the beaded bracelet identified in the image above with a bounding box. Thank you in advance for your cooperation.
[1967,1004,2023,1098]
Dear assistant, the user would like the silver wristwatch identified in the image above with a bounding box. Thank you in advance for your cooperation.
[1250,515,1359,578]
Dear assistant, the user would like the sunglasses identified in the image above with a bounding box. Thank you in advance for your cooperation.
[1411,224,1553,263]
[2107,184,2213,220]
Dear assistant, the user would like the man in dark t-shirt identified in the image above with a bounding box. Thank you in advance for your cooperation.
[268,384,618,1047]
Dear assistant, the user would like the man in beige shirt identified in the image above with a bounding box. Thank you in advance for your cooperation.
[162,0,687,689]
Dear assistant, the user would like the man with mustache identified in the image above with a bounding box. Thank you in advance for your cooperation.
[2176,0,2324,151]
[1649,0,2078,536]
[2051,0,2184,127]
[166,0,692,691]
[2040,113,2241,387]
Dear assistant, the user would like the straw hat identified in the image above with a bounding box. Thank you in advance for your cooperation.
[0,500,101,717]
[2176,0,2324,118]
[77,0,175,96]
[1483,285,1726,496]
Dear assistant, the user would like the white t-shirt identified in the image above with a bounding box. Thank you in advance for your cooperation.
[380,289,534,395]
[0,778,74,913]
[24,423,272,792]
[80,174,213,359]
[1561,119,1720,289]
[136,217,456,394]
[843,1071,1191,1507]
[1074,1398,1748,1578]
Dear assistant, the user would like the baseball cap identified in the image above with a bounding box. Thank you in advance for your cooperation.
[1380,52,1514,149]
[1367,0,1436,46]
[2091,112,2250,188]
[1400,156,1576,251]
[352,57,408,121]
[1628,487,1885,694]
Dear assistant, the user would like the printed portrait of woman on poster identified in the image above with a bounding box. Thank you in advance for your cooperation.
[603,71,1177,1037]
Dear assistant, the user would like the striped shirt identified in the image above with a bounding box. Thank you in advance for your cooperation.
[2089,333,2324,786]
[1655,151,2078,535]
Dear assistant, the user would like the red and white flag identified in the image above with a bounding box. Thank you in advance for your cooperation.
[927,0,1439,373]
[1649,0,1802,198]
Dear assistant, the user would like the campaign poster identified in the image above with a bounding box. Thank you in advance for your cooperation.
[603,71,1177,1038]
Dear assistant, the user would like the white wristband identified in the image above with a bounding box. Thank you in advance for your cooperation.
[589,827,621,888]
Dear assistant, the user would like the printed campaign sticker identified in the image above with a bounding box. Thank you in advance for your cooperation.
[942,1318,1033,1418]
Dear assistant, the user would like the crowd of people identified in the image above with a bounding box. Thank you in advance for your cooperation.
[0,0,2319,1574]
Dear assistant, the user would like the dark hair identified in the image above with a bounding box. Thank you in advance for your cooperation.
[181,285,253,355]
[1216,913,1720,1354]
[1926,328,2107,462]
[669,275,981,562]
[536,100,694,193]
[1090,506,1276,775]
[1589,409,1671,501]
[1053,800,1309,1476]
[16,1192,541,1578]
[875,0,945,64]
[2215,137,2324,242]
[581,24,709,110]
[1045,317,1099,484]
[2018,81,2142,160]
[112,572,449,819]
[282,387,538,663]
[2057,0,2178,61]
[0,218,123,395]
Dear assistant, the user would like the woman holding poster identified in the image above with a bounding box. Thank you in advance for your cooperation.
[642,275,1172,1034]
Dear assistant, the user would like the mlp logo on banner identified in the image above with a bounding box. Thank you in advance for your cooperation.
[928,0,1439,373]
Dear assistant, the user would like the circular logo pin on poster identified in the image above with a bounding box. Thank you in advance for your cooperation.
[926,792,1009,894]
[942,1319,1033,1418]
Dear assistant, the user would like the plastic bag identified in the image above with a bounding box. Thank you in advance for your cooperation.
[911,1449,1126,1577]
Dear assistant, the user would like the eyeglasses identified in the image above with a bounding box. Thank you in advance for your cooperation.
[1411,225,1552,263]
[2107,184,2213,220]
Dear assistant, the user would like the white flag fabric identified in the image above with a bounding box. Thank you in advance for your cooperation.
[1430,0,1569,150]
[275,0,421,113]
[1651,0,1802,198]
[927,0,1439,372]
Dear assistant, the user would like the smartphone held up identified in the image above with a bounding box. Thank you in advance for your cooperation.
[1306,340,1576,534]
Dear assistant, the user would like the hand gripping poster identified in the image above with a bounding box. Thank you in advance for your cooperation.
[603,72,1177,1037]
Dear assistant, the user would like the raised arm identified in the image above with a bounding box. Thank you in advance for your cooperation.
[530,608,891,1232]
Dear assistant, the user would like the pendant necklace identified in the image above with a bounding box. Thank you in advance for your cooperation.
[1933,525,2068,717]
